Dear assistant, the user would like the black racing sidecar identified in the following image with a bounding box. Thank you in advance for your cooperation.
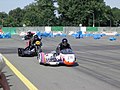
[18,48,36,57]
[18,40,42,57]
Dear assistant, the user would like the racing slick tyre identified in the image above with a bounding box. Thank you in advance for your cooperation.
[18,48,24,57]
[37,53,43,64]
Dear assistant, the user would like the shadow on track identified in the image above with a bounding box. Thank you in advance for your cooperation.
[39,62,79,67]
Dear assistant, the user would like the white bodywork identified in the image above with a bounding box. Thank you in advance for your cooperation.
[60,53,75,63]
[38,52,59,65]
[38,49,76,66]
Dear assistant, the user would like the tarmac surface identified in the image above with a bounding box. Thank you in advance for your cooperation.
[0,35,120,90]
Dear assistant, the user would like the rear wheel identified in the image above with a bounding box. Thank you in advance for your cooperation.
[18,48,24,57]
[38,54,42,64]
[35,46,42,55]
[38,56,42,64]
[18,48,22,56]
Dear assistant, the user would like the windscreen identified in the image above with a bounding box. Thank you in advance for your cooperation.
[60,49,74,54]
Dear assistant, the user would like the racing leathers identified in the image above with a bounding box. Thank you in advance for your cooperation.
[29,37,42,46]
[56,42,71,55]
[26,36,42,50]
[25,32,34,40]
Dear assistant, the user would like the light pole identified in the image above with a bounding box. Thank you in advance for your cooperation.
[23,24,26,32]
[87,11,95,27]
[108,19,111,27]
[99,20,102,27]
[79,24,82,31]
[48,19,51,26]
[92,12,95,27]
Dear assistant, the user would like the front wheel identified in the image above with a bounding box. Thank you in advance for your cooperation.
[36,46,42,54]
[18,48,24,57]
[38,53,42,64]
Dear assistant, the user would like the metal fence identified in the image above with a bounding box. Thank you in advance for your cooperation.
[2,26,120,35]
[16,27,45,34]
[98,27,120,33]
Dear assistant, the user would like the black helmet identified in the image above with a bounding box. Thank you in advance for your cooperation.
[34,35,38,39]
[27,31,31,34]
[62,38,68,43]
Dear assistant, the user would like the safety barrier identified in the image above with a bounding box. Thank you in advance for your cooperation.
[36,31,66,37]
[115,33,120,36]
[0,27,120,38]
[2,27,16,35]
[0,32,11,38]
[109,37,116,41]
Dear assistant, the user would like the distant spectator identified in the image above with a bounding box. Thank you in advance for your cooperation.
[0,28,3,34]
[56,38,72,55]
[0,54,10,90]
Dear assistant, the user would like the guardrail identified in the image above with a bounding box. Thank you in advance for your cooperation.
[1,26,120,35]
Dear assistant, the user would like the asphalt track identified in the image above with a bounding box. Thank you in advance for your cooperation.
[0,35,120,90]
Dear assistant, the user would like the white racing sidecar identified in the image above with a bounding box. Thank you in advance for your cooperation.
[37,49,76,66]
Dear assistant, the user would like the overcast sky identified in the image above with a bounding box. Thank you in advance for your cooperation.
[104,0,120,8]
[0,0,120,14]
[0,0,35,13]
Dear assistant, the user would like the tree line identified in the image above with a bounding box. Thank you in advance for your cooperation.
[0,0,120,27]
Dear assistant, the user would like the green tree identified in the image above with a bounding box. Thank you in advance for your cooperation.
[57,0,115,26]
[22,0,56,26]
[0,12,8,26]
[111,7,120,26]
[1,0,119,27]
[9,8,25,26]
